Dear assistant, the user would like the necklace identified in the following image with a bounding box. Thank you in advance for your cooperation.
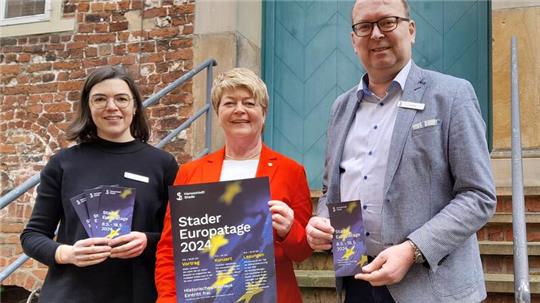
[224,151,261,160]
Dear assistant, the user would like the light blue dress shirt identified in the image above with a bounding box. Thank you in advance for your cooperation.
[339,60,412,256]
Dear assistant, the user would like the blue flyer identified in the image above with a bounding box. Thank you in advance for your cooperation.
[168,177,277,303]
[328,200,368,277]
[84,186,105,235]
[70,192,93,237]
[94,186,135,239]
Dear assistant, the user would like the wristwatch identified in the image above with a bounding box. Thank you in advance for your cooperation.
[406,239,426,264]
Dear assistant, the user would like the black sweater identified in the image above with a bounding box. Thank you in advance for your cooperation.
[21,138,178,303]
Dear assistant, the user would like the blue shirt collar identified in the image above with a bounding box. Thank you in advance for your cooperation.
[357,59,412,97]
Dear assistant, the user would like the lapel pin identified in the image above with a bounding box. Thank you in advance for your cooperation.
[268,163,273,167]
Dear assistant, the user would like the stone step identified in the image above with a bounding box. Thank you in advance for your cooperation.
[296,270,334,288]
[295,241,540,271]
[310,192,540,226]
[485,273,540,293]
[480,241,540,275]
[478,217,540,242]
[480,240,540,255]
[495,193,540,214]
[480,241,540,274]
[488,212,540,224]
[294,250,333,271]
[294,270,540,294]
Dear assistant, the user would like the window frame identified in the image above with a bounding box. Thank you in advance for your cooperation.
[0,0,52,26]
[0,0,74,37]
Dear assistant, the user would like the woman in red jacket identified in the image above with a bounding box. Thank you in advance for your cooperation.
[155,68,312,302]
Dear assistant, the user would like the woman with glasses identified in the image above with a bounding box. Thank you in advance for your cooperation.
[21,66,178,303]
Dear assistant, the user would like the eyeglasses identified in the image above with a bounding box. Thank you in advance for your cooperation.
[352,16,410,37]
[90,94,132,109]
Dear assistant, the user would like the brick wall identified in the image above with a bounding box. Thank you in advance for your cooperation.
[0,0,195,291]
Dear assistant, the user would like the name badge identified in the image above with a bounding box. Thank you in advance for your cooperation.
[124,172,149,183]
[398,101,425,111]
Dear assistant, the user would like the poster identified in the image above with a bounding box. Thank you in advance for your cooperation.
[169,177,277,303]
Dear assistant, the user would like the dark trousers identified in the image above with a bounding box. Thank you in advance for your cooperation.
[343,275,396,303]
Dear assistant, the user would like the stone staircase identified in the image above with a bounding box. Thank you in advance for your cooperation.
[296,190,540,303]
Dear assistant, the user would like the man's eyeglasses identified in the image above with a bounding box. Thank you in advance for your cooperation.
[90,94,132,109]
[352,16,410,37]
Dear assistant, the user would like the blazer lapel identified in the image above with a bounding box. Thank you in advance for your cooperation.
[383,63,427,195]
[256,144,278,182]
[329,91,361,203]
[201,148,224,182]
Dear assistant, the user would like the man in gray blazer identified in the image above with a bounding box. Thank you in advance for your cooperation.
[305,0,496,302]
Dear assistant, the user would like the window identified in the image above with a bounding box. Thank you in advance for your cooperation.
[0,0,74,37]
[0,0,51,26]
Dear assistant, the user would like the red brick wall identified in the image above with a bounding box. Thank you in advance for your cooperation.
[0,0,195,290]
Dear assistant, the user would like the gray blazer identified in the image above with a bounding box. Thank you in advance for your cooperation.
[317,62,496,303]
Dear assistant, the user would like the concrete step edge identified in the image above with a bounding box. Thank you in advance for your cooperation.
[489,212,540,224]
[485,273,540,293]
[295,270,335,288]
[479,240,540,255]
[494,187,540,196]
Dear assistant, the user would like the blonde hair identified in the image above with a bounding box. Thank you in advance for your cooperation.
[211,68,269,114]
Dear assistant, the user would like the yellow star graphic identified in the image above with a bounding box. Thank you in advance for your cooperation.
[357,254,368,267]
[235,277,265,303]
[220,181,242,205]
[211,265,236,295]
[346,201,358,214]
[105,210,120,222]
[342,245,355,261]
[338,226,352,241]
[106,228,121,239]
[202,234,229,258]
[120,188,132,199]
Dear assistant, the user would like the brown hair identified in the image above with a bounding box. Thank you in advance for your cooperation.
[65,66,150,143]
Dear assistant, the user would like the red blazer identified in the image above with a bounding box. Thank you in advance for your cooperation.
[155,144,312,303]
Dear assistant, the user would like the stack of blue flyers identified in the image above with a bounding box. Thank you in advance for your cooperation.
[69,185,135,239]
